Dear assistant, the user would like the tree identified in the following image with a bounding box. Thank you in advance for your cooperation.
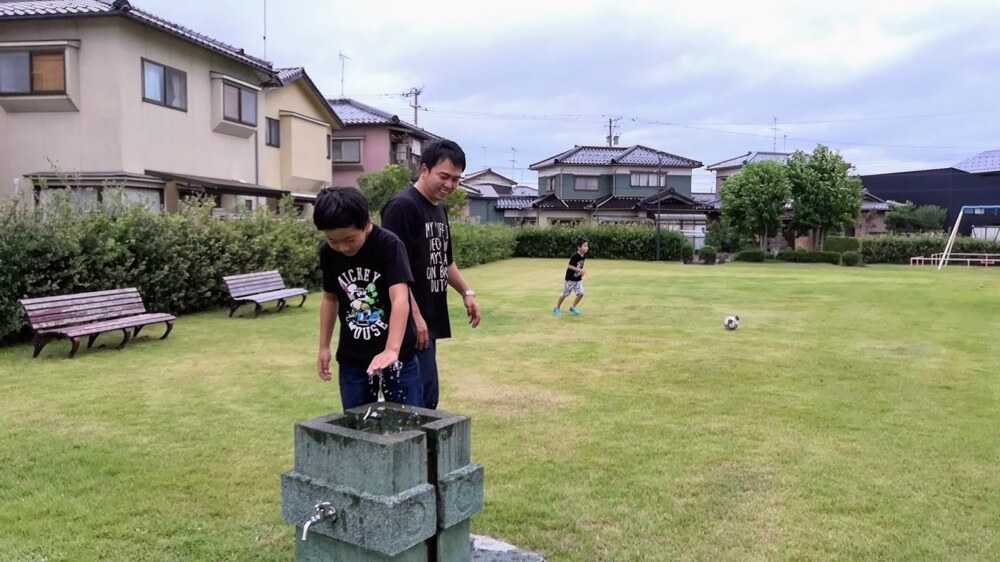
[357,164,411,217]
[720,160,791,251]
[885,202,947,233]
[786,145,863,249]
[357,164,469,220]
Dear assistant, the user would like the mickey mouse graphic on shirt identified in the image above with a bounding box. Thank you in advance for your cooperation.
[344,282,383,327]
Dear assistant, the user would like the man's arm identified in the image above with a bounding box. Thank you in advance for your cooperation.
[447,262,481,328]
[317,291,338,381]
[367,282,410,374]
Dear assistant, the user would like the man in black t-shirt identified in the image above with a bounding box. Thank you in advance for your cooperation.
[381,139,481,410]
[554,236,589,317]
[314,187,422,410]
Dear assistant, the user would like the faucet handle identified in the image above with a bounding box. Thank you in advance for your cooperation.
[301,501,337,541]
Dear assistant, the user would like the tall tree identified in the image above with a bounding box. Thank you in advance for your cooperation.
[357,164,411,217]
[786,145,863,249]
[720,160,791,251]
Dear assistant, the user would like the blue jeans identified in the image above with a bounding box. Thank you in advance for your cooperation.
[416,340,439,410]
[338,358,423,410]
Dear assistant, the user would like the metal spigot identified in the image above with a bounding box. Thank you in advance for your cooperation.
[301,501,337,541]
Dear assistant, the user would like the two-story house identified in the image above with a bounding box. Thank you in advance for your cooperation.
[326,98,440,188]
[460,168,538,224]
[0,0,340,214]
[526,145,710,230]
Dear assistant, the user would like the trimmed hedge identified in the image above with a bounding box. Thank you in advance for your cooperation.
[451,222,517,268]
[776,250,841,264]
[825,236,860,253]
[514,225,694,262]
[733,250,766,262]
[841,251,861,266]
[700,245,717,265]
[859,235,1000,264]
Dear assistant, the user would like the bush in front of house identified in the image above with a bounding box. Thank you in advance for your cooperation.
[776,250,842,264]
[699,245,717,265]
[824,236,861,253]
[858,235,1000,264]
[451,222,517,268]
[513,224,694,262]
[840,251,861,266]
[733,249,767,262]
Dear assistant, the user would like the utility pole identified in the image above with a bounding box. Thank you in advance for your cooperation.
[606,117,621,146]
[771,116,780,151]
[403,86,423,125]
[656,154,662,260]
[510,147,517,179]
[338,51,352,97]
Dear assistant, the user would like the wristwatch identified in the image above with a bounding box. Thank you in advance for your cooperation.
[462,289,476,297]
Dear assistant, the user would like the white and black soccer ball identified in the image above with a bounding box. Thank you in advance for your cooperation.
[724,315,740,330]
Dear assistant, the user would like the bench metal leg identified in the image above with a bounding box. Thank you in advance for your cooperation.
[68,337,81,358]
[160,321,174,340]
[229,302,242,318]
[277,299,287,312]
[253,303,262,318]
[117,329,132,350]
[298,294,307,308]
[32,335,51,359]
[133,325,143,338]
[87,334,100,349]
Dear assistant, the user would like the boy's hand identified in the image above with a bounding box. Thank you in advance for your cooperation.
[414,316,430,350]
[580,269,588,277]
[317,348,332,381]
[367,350,400,376]
[463,295,482,328]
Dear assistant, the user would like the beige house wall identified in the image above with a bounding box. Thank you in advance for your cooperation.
[263,80,334,193]
[1,17,274,207]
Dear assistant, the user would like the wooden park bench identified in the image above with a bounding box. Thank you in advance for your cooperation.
[20,288,175,358]
[222,270,308,318]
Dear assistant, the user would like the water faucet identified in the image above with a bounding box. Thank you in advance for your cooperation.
[301,501,337,541]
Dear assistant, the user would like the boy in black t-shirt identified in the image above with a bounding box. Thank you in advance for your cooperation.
[313,187,423,410]
[554,237,589,317]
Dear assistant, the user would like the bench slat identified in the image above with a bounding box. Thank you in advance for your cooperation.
[31,305,150,330]
[236,288,308,303]
[56,313,175,338]
[24,294,144,317]
[21,290,141,310]
[20,288,138,307]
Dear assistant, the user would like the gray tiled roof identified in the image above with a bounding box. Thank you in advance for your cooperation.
[530,145,702,170]
[0,0,272,72]
[954,150,1000,174]
[706,151,790,170]
[327,98,401,125]
[275,67,304,85]
[495,197,534,210]
[530,194,593,210]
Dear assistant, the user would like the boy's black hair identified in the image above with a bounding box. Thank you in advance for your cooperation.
[312,187,370,231]
[574,236,589,249]
[421,139,467,172]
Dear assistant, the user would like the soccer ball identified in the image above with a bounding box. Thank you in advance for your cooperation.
[724,315,740,330]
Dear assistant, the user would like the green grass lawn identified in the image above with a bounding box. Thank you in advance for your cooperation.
[1,260,998,561]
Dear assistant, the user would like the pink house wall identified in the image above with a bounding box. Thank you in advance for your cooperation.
[331,127,391,188]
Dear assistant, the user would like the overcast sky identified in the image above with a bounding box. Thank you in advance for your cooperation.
[141,0,1000,191]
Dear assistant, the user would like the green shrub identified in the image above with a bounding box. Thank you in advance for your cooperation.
[699,245,717,265]
[859,235,1000,264]
[776,250,841,264]
[825,236,860,253]
[514,224,693,262]
[451,222,517,268]
[840,251,861,266]
[733,250,766,262]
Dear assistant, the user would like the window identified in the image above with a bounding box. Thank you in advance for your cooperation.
[266,118,280,147]
[540,177,555,192]
[0,50,65,94]
[142,59,186,110]
[223,82,257,126]
[574,176,598,190]
[331,139,362,163]
[630,172,667,187]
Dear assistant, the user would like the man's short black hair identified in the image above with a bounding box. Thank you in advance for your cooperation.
[421,139,466,172]
[575,236,589,249]
[313,187,370,231]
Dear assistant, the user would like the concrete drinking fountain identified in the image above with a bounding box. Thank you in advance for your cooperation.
[281,403,485,561]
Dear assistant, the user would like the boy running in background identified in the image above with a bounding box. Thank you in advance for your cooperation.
[554,237,589,317]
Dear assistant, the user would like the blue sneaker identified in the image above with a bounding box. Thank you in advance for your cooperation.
[569,307,582,316]
[553,308,562,317]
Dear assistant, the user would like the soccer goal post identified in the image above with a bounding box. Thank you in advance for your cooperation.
[938,205,1000,270]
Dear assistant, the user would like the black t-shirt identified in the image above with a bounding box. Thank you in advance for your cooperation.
[381,186,454,340]
[565,252,586,281]
[319,226,417,365]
